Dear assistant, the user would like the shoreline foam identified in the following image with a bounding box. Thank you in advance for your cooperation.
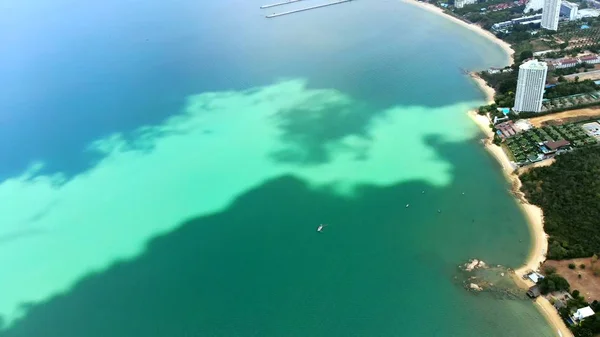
[402,1,572,335]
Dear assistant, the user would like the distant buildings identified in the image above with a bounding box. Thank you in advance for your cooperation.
[491,14,543,31]
[577,8,600,19]
[548,54,600,68]
[513,60,548,113]
[551,57,580,69]
[582,121,600,139]
[542,0,562,30]
[455,0,477,9]
[560,0,579,20]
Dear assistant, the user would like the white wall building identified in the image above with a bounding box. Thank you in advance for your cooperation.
[513,60,548,113]
[454,0,477,8]
[577,8,600,19]
[560,1,578,20]
[573,307,595,322]
[542,0,562,30]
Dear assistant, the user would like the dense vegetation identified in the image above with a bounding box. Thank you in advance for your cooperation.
[479,66,519,108]
[538,272,570,294]
[520,147,600,259]
[544,80,600,100]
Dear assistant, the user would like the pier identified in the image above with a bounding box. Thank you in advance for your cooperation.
[266,0,353,18]
[260,0,309,9]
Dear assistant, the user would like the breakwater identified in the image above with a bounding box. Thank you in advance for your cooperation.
[260,0,309,9]
[266,0,353,18]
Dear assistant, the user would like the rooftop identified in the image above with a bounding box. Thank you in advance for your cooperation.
[545,139,571,150]
[574,306,595,320]
[521,59,548,70]
[527,285,541,298]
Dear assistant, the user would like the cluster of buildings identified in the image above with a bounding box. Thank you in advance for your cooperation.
[495,119,532,137]
[525,271,596,326]
[454,0,478,9]
[488,0,570,31]
[548,54,600,68]
[487,0,528,11]
[560,0,579,20]
[540,0,598,29]
[511,54,599,113]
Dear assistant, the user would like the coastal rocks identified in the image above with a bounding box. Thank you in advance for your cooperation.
[458,259,528,299]
[469,283,482,291]
[463,258,487,271]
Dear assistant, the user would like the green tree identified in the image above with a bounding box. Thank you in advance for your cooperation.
[519,50,533,62]
[538,274,570,294]
[520,150,600,259]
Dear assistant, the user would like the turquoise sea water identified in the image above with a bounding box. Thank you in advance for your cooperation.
[0,0,556,336]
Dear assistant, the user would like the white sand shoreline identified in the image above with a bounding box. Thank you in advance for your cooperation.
[468,111,571,337]
[402,1,573,334]
[402,0,515,64]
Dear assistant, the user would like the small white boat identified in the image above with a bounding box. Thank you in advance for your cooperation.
[317,224,325,232]
[405,204,410,208]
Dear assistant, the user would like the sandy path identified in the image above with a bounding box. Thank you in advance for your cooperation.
[529,107,600,127]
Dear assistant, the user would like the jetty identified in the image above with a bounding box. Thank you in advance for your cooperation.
[260,0,309,9]
[266,0,353,18]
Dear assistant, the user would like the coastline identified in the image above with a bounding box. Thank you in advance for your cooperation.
[467,59,573,337]
[467,111,573,337]
[402,0,515,64]
[401,1,572,335]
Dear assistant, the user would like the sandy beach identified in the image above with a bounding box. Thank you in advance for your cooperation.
[468,113,572,337]
[405,1,571,335]
[402,0,515,64]
[470,73,496,104]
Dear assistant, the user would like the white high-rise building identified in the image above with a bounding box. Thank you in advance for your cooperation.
[513,60,548,113]
[542,0,562,30]
[454,0,477,8]
[560,1,578,21]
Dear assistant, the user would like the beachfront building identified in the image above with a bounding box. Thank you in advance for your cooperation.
[455,0,477,8]
[491,14,543,31]
[548,54,600,69]
[513,60,548,113]
[527,285,541,298]
[560,1,579,20]
[579,54,600,65]
[542,0,562,30]
[572,306,595,323]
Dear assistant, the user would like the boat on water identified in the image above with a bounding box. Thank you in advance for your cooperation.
[317,224,325,232]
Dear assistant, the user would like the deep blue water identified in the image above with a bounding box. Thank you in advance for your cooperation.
[0,0,503,178]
